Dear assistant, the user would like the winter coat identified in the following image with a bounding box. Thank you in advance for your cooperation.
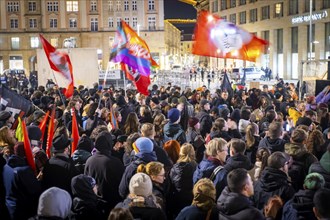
[309,151,330,189]
[282,189,317,220]
[224,153,254,173]
[169,161,197,216]
[186,128,205,163]
[176,205,218,220]
[209,130,232,142]
[119,152,157,198]
[285,142,318,191]
[72,149,92,174]
[163,122,187,145]
[253,167,295,210]
[84,150,124,209]
[258,137,287,153]
[244,135,260,164]
[3,155,42,220]
[193,157,227,199]
[195,110,213,138]
[42,154,79,195]
[115,196,166,220]
[151,139,173,172]
[217,187,265,220]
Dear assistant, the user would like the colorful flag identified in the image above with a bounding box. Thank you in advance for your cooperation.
[39,34,74,98]
[39,111,50,143]
[20,117,36,173]
[110,20,158,95]
[109,108,118,130]
[15,116,23,141]
[221,72,234,97]
[71,108,80,155]
[192,10,268,62]
[46,107,55,158]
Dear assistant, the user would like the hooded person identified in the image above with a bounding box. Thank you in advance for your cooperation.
[35,187,72,220]
[72,135,93,174]
[3,142,42,220]
[116,173,166,220]
[309,148,330,189]
[27,125,42,148]
[71,174,108,220]
[84,131,124,210]
[119,137,157,199]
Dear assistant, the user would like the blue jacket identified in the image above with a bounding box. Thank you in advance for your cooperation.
[176,205,218,220]
[193,158,227,199]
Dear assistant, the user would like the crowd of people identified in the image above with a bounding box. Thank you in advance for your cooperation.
[1,79,330,220]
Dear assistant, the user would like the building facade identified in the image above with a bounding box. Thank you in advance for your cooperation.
[0,0,180,74]
[209,0,330,80]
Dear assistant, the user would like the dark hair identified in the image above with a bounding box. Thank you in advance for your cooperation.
[268,122,283,139]
[267,152,287,169]
[211,118,226,132]
[228,138,246,154]
[227,168,248,193]
[265,110,276,123]
[313,188,330,219]
[241,109,251,120]
[108,208,133,220]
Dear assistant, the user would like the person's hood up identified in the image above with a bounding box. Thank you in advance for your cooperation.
[259,167,289,192]
[164,122,182,137]
[320,151,330,172]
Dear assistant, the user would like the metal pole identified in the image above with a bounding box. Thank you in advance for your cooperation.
[51,71,66,107]
[309,0,313,60]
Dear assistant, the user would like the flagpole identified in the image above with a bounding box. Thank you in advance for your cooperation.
[98,62,110,109]
[51,70,67,108]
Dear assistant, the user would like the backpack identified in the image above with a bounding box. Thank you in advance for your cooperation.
[288,154,309,191]
[209,165,224,181]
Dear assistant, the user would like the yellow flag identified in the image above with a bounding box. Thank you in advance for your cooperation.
[15,117,24,141]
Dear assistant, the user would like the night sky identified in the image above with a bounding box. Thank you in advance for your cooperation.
[164,0,196,19]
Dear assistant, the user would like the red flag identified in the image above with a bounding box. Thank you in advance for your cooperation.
[120,62,150,95]
[192,10,268,62]
[21,117,36,172]
[39,34,74,98]
[38,111,50,143]
[71,108,80,155]
[46,107,55,158]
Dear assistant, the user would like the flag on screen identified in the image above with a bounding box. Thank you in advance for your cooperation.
[192,10,268,62]
[39,34,74,98]
[110,20,158,95]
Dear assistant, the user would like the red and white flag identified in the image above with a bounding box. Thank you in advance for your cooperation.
[39,34,74,98]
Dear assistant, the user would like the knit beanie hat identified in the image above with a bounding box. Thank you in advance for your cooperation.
[167,108,180,123]
[27,125,42,144]
[192,178,216,211]
[95,131,113,152]
[129,173,153,197]
[151,97,160,105]
[133,137,154,153]
[189,117,199,128]
[77,135,94,152]
[304,172,325,190]
[37,187,72,218]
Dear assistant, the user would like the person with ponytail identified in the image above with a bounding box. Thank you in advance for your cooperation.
[249,147,271,182]
[244,123,261,164]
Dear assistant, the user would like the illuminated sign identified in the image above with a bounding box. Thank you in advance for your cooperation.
[292,10,328,24]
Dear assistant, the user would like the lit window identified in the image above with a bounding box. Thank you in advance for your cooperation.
[132,1,137,11]
[69,18,77,28]
[50,18,57,28]
[275,3,283,17]
[30,37,39,48]
[67,1,78,12]
[29,18,37,28]
[91,18,98,31]
[10,19,18,29]
[28,1,37,12]
[50,38,58,47]
[11,37,20,49]
[148,0,155,11]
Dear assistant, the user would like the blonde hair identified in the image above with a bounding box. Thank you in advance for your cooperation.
[205,138,227,157]
[245,123,257,149]
[192,178,216,211]
[177,143,196,163]
[137,161,164,176]
[141,123,154,137]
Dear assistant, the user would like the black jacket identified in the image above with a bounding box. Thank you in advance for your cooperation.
[258,137,287,153]
[309,161,330,189]
[218,187,265,220]
[163,122,186,145]
[282,189,317,220]
[84,151,124,209]
[224,153,254,173]
[253,167,295,210]
[196,110,213,138]
[169,161,196,216]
